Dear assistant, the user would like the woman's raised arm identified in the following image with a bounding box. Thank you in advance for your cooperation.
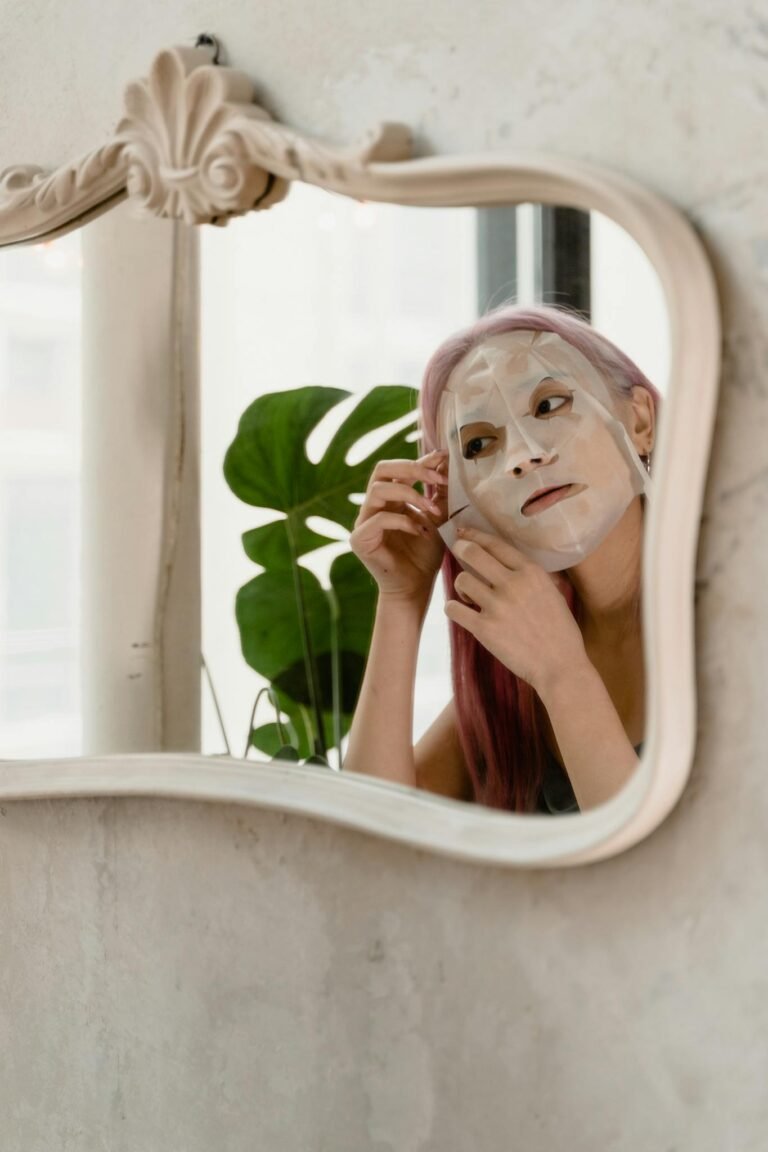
[446,525,640,810]
[343,593,431,786]
[342,451,448,785]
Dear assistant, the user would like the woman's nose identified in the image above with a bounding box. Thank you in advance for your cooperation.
[504,444,557,477]
[509,456,541,477]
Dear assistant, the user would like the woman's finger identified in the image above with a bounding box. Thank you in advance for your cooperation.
[409,505,443,535]
[351,509,423,543]
[452,537,515,586]
[365,481,441,517]
[425,463,449,506]
[455,527,528,573]
[416,450,448,472]
[444,598,481,630]
[371,457,449,488]
[454,570,492,608]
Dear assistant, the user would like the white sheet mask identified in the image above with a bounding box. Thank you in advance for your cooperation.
[436,330,651,572]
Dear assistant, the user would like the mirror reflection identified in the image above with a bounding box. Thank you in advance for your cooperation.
[0,234,82,758]
[201,184,669,813]
[0,186,667,815]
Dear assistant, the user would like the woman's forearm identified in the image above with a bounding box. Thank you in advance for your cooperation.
[537,658,640,811]
[342,590,432,786]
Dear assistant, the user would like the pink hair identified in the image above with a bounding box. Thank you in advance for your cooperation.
[418,304,662,812]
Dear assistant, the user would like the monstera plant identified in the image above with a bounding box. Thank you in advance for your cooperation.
[223,384,419,767]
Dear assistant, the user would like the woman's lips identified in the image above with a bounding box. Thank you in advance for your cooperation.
[522,483,586,516]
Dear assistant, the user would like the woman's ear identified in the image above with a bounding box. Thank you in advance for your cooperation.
[628,385,655,456]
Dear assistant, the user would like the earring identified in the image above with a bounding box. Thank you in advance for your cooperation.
[641,453,652,475]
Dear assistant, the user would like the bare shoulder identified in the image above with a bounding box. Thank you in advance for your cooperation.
[413,696,474,802]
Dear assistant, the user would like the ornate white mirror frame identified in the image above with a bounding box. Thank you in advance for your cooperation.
[0,41,721,867]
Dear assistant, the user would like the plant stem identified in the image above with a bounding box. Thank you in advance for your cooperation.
[285,516,327,757]
[326,584,342,770]
[244,686,291,758]
[201,653,231,756]
[298,704,314,752]
[267,688,290,747]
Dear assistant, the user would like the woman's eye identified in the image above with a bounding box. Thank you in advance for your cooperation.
[535,394,571,417]
[463,436,495,460]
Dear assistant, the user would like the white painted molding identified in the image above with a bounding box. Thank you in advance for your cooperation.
[0,43,413,244]
[0,43,721,866]
[81,207,201,755]
[0,753,650,868]
[0,145,128,246]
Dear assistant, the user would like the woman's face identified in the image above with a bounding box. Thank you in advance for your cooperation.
[437,330,649,570]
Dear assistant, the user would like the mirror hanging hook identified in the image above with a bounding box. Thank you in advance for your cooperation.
[194,33,221,64]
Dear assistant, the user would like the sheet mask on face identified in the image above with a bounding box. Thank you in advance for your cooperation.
[436,330,652,573]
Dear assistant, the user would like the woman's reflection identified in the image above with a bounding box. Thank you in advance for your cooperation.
[344,305,659,813]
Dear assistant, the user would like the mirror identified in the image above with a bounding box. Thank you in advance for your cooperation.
[0,232,83,758]
[0,40,720,862]
[199,182,669,814]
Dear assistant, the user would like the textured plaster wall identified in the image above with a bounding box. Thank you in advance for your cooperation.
[1,2,767,1149]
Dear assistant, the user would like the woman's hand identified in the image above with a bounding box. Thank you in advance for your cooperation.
[350,450,449,605]
[445,526,588,695]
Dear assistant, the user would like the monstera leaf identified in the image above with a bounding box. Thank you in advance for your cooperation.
[225,385,418,761]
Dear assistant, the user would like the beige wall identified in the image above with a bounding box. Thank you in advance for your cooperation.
[1,2,766,1148]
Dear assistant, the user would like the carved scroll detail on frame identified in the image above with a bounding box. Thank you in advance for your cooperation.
[116,46,289,225]
[0,144,129,244]
[0,43,414,244]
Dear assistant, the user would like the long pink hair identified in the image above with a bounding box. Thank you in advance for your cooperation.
[418,305,662,812]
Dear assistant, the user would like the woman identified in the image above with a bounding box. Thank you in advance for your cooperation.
[343,305,659,814]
